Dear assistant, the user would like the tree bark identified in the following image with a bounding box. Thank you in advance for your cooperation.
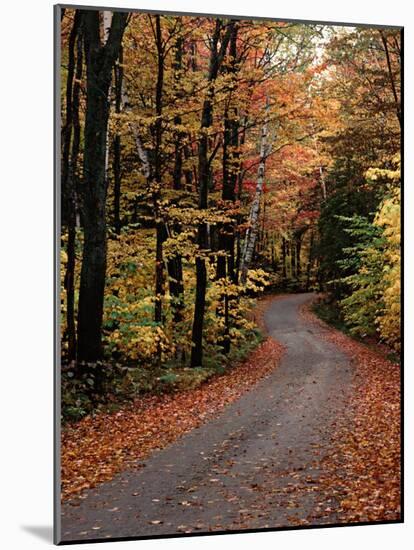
[379,30,401,129]
[113,47,123,234]
[305,230,314,291]
[296,234,302,278]
[281,237,287,280]
[240,98,270,285]
[291,240,296,278]
[152,14,165,326]
[77,10,128,363]
[168,33,185,325]
[66,27,83,362]
[234,116,248,283]
[62,12,81,362]
[190,20,234,367]
[61,11,81,226]
[216,23,239,354]
[172,35,184,191]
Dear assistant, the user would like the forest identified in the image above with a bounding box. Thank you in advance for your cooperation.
[59,9,401,422]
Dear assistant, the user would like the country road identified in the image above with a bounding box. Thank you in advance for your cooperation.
[60,293,354,542]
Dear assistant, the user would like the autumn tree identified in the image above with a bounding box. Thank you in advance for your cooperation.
[317,27,401,299]
[76,10,129,363]
[61,11,82,361]
[58,10,401,416]
[190,19,235,367]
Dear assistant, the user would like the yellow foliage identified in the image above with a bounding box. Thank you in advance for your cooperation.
[109,325,172,362]
[374,188,400,351]
[365,154,401,183]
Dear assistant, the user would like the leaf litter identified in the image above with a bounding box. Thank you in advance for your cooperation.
[61,327,284,501]
[300,302,401,523]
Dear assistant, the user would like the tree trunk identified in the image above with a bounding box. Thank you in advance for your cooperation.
[216,23,239,354]
[62,12,81,362]
[240,99,270,285]
[77,10,128,363]
[183,144,194,191]
[379,30,401,129]
[154,223,165,324]
[190,20,234,367]
[305,230,314,291]
[167,32,185,325]
[66,27,83,362]
[167,256,184,324]
[281,237,287,280]
[291,240,297,279]
[61,11,80,226]
[152,15,165,326]
[113,47,123,234]
[234,116,248,283]
[173,35,184,191]
[296,234,302,278]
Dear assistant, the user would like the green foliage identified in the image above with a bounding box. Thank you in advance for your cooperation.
[312,298,347,333]
[317,159,382,299]
[337,186,400,350]
[339,217,385,339]
[374,188,401,350]
[61,362,131,421]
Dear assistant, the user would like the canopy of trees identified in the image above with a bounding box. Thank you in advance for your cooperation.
[59,9,401,420]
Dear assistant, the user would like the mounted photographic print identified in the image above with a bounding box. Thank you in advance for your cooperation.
[55,3,403,544]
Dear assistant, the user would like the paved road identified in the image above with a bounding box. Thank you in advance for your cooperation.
[60,293,353,542]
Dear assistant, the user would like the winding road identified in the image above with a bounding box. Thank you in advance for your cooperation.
[60,293,353,542]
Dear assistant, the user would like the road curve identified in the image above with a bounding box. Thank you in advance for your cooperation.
[60,293,353,542]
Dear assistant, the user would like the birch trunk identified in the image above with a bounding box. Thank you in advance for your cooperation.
[240,102,270,285]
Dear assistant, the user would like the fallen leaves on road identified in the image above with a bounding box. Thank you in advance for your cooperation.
[302,302,401,523]
[61,336,284,501]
